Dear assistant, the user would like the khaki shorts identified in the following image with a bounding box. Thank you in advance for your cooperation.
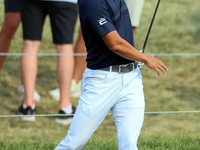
[125,0,145,27]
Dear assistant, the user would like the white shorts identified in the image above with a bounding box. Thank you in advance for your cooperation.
[55,67,145,150]
[125,0,145,27]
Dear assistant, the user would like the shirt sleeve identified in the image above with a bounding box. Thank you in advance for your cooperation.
[83,0,116,37]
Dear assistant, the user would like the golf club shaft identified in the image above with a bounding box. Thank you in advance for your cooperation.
[142,0,161,53]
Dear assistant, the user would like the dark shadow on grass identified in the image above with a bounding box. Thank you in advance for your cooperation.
[36,105,56,121]
[169,84,200,109]
[189,11,200,43]
[0,81,19,99]
[0,83,21,114]
[2,56,58,89]
[1,57,21,78]
[37,63,57,88]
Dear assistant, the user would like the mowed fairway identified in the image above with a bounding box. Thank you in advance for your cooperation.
[0,0,200,149]
[0,133,200,150]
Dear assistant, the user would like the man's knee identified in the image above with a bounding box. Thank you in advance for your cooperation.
[2,14,20,36]
[22,40,41,53]
[1,23,19,37]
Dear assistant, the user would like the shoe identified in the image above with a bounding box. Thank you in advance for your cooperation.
[70,80,82,98]
[49,88,60,101]
[55,106,76,125]
[18,84,41,101]
[18,104,36,121]
[49,80,82,101]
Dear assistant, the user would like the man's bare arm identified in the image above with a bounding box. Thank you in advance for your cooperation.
[102,30,168,76]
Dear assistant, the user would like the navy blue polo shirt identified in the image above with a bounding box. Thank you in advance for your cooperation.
[78,0,134,69]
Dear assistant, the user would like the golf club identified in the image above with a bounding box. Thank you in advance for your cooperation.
[142,0,161,53]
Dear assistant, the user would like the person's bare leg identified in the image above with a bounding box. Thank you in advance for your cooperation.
[49,28,85,101]
[0,13,20,71]
[73,27,86,84]
[132,26,137,47]
[132,26,136,38]
[56,44,74,109]
[21,40,41,107]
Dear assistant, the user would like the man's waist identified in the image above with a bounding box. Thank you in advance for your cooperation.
[97,62,138,73]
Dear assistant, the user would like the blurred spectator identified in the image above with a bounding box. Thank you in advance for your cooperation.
[49,26,87,101]
[0,0,40,101]
[18,0,78,125]
[0,0,20,73]
[126,0,145,37]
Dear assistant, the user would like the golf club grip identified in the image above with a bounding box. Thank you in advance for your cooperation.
[142,0,161,53]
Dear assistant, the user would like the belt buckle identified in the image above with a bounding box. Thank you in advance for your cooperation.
[118,64,128,73]
[118,65,122,73]
[134,62,138,69]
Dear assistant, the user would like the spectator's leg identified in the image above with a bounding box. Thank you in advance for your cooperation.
[0,13,20,71]
[73,27,86,84]
[21,40,41,106]
[48,1,78,102]
[18,0,46,103]
[132,26,137,37]
[49,29,85,100]
[56,44,74,108]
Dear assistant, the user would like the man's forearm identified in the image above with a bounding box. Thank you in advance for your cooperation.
[102,30,148,63]
[112,38,148,63]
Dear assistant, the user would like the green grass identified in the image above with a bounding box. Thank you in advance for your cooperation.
[0,133,200,150]
[138,133,200,150]
[0,0,200,148]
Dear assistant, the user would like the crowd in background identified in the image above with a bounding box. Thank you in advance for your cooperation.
[0,0,145,125]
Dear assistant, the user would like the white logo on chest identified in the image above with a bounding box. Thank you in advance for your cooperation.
[98,17,107,25]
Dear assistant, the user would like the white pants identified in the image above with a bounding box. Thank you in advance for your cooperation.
[55,67,145,150]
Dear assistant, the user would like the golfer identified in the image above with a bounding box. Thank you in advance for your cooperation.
[55,0,168,149]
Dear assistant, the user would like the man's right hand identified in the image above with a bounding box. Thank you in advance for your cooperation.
[144,55,168,76]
